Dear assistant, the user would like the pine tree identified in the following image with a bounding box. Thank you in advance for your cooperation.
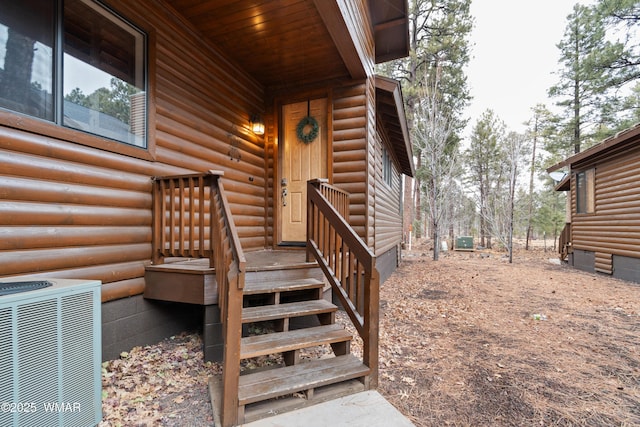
[380,0,473,245]
[465,110,505,249]
[549,4,611,153]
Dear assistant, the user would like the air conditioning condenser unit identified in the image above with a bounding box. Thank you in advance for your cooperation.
[0,278,102,427]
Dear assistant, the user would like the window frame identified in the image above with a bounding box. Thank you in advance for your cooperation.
[575,168,595,214]
[382,145,393,187]
[0,0,156,160]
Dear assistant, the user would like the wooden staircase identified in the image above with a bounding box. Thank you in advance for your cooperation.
[148,173,379,426]
[210,261,370,424]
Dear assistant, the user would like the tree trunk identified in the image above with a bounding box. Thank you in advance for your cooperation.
[573,28,581,154]
[414,155,422,238]
[433,225,440,261]
[526,116,539,250]
[403,175,414,246]
[0,29,36,108]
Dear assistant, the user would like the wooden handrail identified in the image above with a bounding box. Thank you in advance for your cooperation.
[306,179,379,388]
[311,178,350,222]
[152,171,215,266]
[152,171,244,427]
[209,173,245,427]
[559,223,571,261]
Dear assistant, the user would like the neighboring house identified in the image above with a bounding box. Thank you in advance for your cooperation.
[548,123,640,283]
[0,1,412,424]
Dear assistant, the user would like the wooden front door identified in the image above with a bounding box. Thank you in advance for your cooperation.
[280,99,328,243]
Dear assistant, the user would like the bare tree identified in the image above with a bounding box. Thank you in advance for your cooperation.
[483,132,529,263]
[465,110,505,249]
[412,72,459,260]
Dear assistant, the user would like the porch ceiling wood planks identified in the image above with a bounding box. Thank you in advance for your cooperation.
[164,0,410,90]
[165,0,349,88]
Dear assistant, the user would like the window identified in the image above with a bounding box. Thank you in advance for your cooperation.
[576,169,595,214]
[0,0,147,148]
[0,3,55,120]
[382,146,392,186]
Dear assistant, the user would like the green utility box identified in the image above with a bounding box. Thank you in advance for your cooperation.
[455,236,474,251]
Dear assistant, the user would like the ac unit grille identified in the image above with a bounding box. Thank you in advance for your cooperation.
[0,307,13,427]
[62,292,97,427]
[0,279,101,427]
[19,299,59,427]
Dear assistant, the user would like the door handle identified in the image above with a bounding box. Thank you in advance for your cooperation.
[282,187,288,206]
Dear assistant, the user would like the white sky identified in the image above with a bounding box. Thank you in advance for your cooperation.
[464,0,594,139]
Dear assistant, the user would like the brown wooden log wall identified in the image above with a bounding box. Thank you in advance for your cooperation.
[327,0,375,247]
[331,83,369,240]
[0,0,267,301]
[373,127,403,256]
[571,145,640,267]
[338,0,375,75]
[365,77,377,249]
[264,114,277,248]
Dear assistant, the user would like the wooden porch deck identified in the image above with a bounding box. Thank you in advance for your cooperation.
[157,249,312,272]
[144,249,315,306]
[245,249,311,271]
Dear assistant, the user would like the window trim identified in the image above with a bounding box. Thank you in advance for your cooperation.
[382,145,393,187]
[575,168,595,215]
[0,0,156,161]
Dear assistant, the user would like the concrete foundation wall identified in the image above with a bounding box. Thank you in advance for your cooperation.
[102,296,202,361]
[572,250,595,273]
[377,245,399,284]
[613,255,640,284]
[569,251,640,285]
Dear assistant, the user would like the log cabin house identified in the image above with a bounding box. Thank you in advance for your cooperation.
[0,0,413,424]
[548,123,640,284]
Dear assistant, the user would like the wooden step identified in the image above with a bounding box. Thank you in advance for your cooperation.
[241,324,352,359]
[242,380,366,424]
[243,277,324,295]
[238,354,370,406]
[242,299,336,324]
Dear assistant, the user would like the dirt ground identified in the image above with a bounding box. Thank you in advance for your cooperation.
[101,243,640,426]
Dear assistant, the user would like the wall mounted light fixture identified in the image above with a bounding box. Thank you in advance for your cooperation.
[250,114,265,136]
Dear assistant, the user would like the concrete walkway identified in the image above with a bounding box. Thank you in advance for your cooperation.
[242,391,415,427]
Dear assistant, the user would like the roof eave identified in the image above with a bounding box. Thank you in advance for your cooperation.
[547,123,640,173]
[370,0,410,64]
[375,75,414,177]
[554,175,571,191]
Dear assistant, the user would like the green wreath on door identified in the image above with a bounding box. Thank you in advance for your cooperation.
[296,116,319,144]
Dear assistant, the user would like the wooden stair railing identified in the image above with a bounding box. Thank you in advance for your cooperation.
[559,223,571,261]
[152,171,216,267]
[152,171,245,427]
[306,178,380,388]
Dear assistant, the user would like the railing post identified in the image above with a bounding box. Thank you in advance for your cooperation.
[151,177,164,265]
[307,179,327,263]
[363,264,379,388]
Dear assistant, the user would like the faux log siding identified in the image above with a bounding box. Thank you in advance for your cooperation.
[338,0,375,75]
[0,0,267,300]
[365,77,377,248]
[373,135,403,256]
[571,146,640,261]
[126,0,267,250]
[330,0,375,245]
[265,113,276,247]
[332,84,369,239]
[0,128,156,283]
